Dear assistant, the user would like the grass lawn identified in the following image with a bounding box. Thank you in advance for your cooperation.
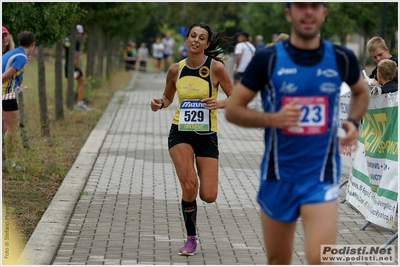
[2,54,133,248]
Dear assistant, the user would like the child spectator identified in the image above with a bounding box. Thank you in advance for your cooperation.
[377,59,398,94]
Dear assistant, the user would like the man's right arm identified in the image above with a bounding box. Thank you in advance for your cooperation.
[234,54,242,73]
[234,44,242,73]
[225,83,301,129]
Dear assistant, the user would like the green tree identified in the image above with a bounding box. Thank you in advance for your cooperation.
[322,3,356,45]
[166,2,246,31]
[341,2,384,67]
[383,2,398,54]
[2,2,85,132]
[135,3,169,45]
[244,3,289,45]
[80,3,156,80]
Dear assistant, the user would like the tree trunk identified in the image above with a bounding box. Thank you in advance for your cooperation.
[96,29,104,79]
[55,40,64,120]
[18,91,29,148]
[86,25,95,78]
[361,34,368,69]
[106,35,113,80]
[114,40,121,70]
[37,46,50,137]
[67,24,77,110]
[2,119,8,173]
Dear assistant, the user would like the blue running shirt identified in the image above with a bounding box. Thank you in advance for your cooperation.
[241,40,361,183]
[2,47,27,100]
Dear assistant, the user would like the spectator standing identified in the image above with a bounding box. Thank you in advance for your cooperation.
[178,43,188,60]
[152,37,164,77]
[377,59,398,94]
[277,32,290,42]
[266,33,278,47]
[2,26,16,172]
[2,31,35,138]
[367,36,398,85]
[2,26,15,54]
[234,31,255,85]
[124,43,135,71]
[225,2,369,264]
[137,42,149,72]
[2,31,36,172]
[64,24,90,111]
[161,32,175,72]
[150,22,233,256]
[129,41,137,70]
[255,34,265,52]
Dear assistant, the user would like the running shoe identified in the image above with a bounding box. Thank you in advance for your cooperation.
[178,236,197,256]
[6,159,26,172]
[74,103,91,111]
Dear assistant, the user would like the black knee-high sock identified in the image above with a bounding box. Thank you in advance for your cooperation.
[181,199,197,236]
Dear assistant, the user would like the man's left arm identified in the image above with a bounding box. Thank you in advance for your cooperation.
[348,75,370,121]
[2,55,27,83]
[340,74,370,149]
[2,67,17,83]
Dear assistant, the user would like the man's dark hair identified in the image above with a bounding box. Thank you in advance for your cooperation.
[18,31,36,47]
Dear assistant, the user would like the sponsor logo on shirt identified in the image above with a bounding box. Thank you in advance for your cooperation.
[316,68,338,78]
[279,81,298,94]
[277,67,297,76]
[320,82,338,94]
[199,66,210,78]
[181,101,205,108]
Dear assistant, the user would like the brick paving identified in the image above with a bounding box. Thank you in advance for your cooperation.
[29,70,397,265]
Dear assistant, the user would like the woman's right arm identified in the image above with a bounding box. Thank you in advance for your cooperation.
[150,63,178,112]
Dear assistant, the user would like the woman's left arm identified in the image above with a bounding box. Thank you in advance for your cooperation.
[212,60,233,109]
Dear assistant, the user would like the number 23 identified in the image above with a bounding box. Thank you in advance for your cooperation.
[300,105,322,123]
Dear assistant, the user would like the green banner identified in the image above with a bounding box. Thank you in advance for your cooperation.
[346,92,398,230]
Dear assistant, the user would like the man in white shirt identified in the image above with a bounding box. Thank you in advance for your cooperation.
[234,31,256,85]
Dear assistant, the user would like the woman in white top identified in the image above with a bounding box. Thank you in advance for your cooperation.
[137,42,149,72]
[152,37,164,77]
[161,33,175,72]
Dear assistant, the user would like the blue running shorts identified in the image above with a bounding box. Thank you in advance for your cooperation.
[257,179,339,222]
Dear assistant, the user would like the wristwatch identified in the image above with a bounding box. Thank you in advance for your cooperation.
[346,118,360,130]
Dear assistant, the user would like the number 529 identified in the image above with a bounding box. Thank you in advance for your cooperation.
[184,110,204,122]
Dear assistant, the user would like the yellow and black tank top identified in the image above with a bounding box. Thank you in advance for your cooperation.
[172,56,219,133]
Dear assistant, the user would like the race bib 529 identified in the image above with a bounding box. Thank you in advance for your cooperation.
[178,99,210,131]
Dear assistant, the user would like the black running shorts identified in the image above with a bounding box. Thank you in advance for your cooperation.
[2,99,18,111]
[168,124,219,159]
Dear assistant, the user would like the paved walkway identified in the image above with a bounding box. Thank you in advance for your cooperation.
[19,71,397,265]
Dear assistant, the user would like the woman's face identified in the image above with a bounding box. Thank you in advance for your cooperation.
[2,33,9,47]
[186,26,209,53]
